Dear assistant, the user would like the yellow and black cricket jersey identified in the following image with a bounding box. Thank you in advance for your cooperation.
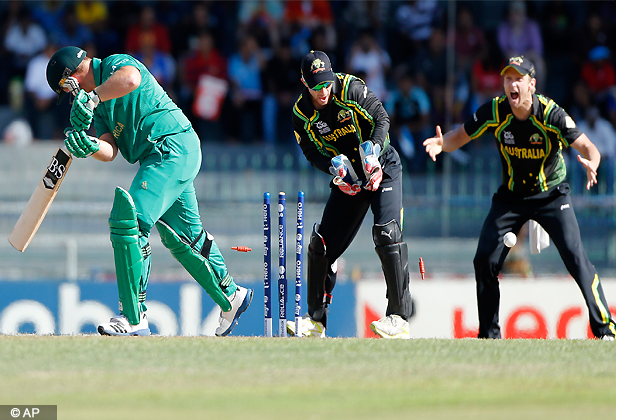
[292,73,391,178]
[464,93,583,197]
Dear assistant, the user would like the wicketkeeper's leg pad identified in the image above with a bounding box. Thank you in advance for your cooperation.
[307,224,330,326]
[109,187,143,325]
[372,220,414,320]
[156,221,232,312]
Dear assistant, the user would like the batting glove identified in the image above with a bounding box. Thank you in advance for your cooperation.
[330,154,362,195]
[64,127,100,158]
[62,76,81,98]
[70,89,100,131]
[359,141,383,191]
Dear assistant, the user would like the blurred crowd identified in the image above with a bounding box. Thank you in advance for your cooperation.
[0,0,615,179]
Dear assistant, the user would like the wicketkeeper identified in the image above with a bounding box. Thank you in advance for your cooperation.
[46,46,253,336]
[291,51,415,338]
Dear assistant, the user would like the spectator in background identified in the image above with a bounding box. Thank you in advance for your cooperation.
[284,0,333,28]
[51,4,93,49]
[341,0,391,48]
[227,34,265,143]
[574,106,616,195]
[454,5,485,75]
[386,71,432,173]
[30,0,65,38]
[183,32,228,90]
[284,0,336,58]
[173,2,218,54]
[568,81,594,123]
[346,30,391,102]
[237,0,284,53]
[395,0,442,63]
[4,6,47,79]
[580,45,615,120]
[497,1,545,89]
[469,36,505,113]
[24,43,61,140]
[125,5,171,55]
[262,40,298,146]
[134,32,176,94]
[411,28,447,126]
[575,11,614,61]
[308,25,338,65]
[74,0,108,27]
[88,11,120,58]
[181,31,228,141]
[540,0,573,56]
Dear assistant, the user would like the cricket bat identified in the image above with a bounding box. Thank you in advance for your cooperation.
[9,148,73,252]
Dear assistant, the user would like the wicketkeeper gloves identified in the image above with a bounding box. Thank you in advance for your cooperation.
[330,154,362,196]
[70,89,100,131]
[64,127,100,158]
[359,141,383,191]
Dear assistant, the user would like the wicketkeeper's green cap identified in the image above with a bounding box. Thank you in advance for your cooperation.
[46,46,86,104]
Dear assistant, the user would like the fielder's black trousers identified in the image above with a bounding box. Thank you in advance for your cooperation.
[474,182,616,339]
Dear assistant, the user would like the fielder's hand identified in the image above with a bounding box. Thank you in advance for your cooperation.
[64,127,100,158]
[577,154,598,190]
[359,141,383,191]
[423,125,444,161]
[70,89,100,131]
[330,154,362,195]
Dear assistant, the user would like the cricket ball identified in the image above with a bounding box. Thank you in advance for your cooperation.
[503,232,517,248]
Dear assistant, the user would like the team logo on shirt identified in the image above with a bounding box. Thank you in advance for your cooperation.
[503,131,515,144]
[337,110,351,123]
[529,133,543,145]
[565,116,576,128]
[315,120,331,134]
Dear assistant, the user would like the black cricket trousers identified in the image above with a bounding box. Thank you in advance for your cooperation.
[474,182,616,339]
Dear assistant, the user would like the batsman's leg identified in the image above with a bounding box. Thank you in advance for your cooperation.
[156,221,233,311]
[100,187,150,335]
[156,221,253,336]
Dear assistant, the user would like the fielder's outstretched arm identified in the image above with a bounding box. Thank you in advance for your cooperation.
[423,125,472,161]
[571,133,600,190]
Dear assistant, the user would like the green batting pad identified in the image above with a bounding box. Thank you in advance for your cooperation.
[109,187,143,325]
[156,221,232,312]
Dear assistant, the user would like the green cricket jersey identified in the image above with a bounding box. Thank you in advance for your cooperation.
[92,54,192,164]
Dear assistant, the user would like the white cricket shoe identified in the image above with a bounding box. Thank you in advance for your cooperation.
[215,287,253,337]
[370,314,410,339]
[601,335,615,341]
[286,314,326,338]
[98,312,150,336]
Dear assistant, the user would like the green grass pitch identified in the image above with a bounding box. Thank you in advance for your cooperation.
[0,336,614,420]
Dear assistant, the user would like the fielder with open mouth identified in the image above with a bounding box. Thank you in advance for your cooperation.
[423,55,615,340]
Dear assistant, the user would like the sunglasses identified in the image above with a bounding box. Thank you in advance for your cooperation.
[311,81,333,91]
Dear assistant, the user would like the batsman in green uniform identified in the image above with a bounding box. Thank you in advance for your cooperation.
[46,46,253,336]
